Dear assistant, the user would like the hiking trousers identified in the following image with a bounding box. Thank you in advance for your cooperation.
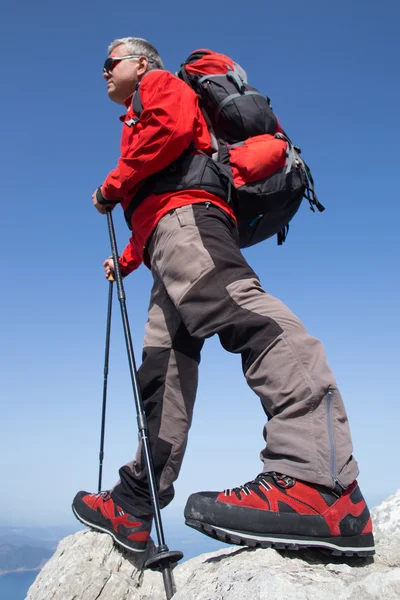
[111,203,358,515]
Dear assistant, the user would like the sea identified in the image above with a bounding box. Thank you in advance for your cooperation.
[0,570,38,600]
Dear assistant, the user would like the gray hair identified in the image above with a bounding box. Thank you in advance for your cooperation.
[108,37,164,71]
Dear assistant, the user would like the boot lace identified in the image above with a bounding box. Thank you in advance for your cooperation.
[224,472,296,497]
[89,491,111,501]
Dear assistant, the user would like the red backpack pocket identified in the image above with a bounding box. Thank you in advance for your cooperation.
[228,134,287,187]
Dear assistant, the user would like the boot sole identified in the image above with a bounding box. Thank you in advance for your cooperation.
[72,505,147,553]
[185,518,375,557]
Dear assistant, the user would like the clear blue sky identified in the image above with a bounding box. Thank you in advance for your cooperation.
[1,0,399,529]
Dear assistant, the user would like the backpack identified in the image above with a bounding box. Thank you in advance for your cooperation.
[177,49,324,248]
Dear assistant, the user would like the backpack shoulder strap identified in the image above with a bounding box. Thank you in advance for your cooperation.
[131,82,143,118]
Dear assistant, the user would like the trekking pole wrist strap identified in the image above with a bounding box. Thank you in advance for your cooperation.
[96,187,120,206]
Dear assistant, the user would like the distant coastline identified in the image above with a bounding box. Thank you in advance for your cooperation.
[0,566,41,577]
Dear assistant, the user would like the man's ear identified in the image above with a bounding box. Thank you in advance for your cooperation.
[137,56,149,77]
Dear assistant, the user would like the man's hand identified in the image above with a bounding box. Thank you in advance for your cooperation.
[103,257,115,280]
[92,188,118,214]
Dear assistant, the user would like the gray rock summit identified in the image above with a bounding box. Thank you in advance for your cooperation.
[27,490,400,600]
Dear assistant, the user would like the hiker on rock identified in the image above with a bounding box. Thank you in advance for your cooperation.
[72,37,374,557]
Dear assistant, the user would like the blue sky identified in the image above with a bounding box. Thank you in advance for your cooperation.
[1,0,399,532]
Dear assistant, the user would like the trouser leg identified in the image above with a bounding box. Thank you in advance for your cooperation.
[111,274,203,515]
[148,204,358,490]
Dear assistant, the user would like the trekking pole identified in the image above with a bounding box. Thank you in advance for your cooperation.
[98,279,113,493]
[105,209,183,600]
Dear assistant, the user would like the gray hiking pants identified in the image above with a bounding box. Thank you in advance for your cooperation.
[111,203,358,515]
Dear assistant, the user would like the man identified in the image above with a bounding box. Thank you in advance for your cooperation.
[72,37,374,557]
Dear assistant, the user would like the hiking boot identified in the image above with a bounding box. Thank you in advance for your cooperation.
[184,473,375,556]
[72,491,152,552]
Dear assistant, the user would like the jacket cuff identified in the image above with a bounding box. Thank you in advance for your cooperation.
[96,187,121,206]
[119,264,131,278]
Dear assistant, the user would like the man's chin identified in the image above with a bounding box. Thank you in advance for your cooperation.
[107,87,124,105]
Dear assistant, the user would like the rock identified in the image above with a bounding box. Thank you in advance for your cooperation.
[27,490,400,600]
[370,489,400,568]
[25,531,161,600]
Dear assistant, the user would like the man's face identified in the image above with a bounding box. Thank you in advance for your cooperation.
[103,44,147,105]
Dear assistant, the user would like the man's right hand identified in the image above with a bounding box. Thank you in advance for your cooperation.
[93,188,119,215]
[103,257,115,280]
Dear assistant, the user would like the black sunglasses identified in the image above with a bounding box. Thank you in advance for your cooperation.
[103,55,154,74]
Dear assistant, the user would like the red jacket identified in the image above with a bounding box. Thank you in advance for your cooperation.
[100,69,236,275]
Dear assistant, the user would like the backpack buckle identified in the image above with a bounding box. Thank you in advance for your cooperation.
[227,71,246,93]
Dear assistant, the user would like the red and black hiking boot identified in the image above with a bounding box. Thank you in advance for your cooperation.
[72,491,152,552]
[184,473,375,556]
